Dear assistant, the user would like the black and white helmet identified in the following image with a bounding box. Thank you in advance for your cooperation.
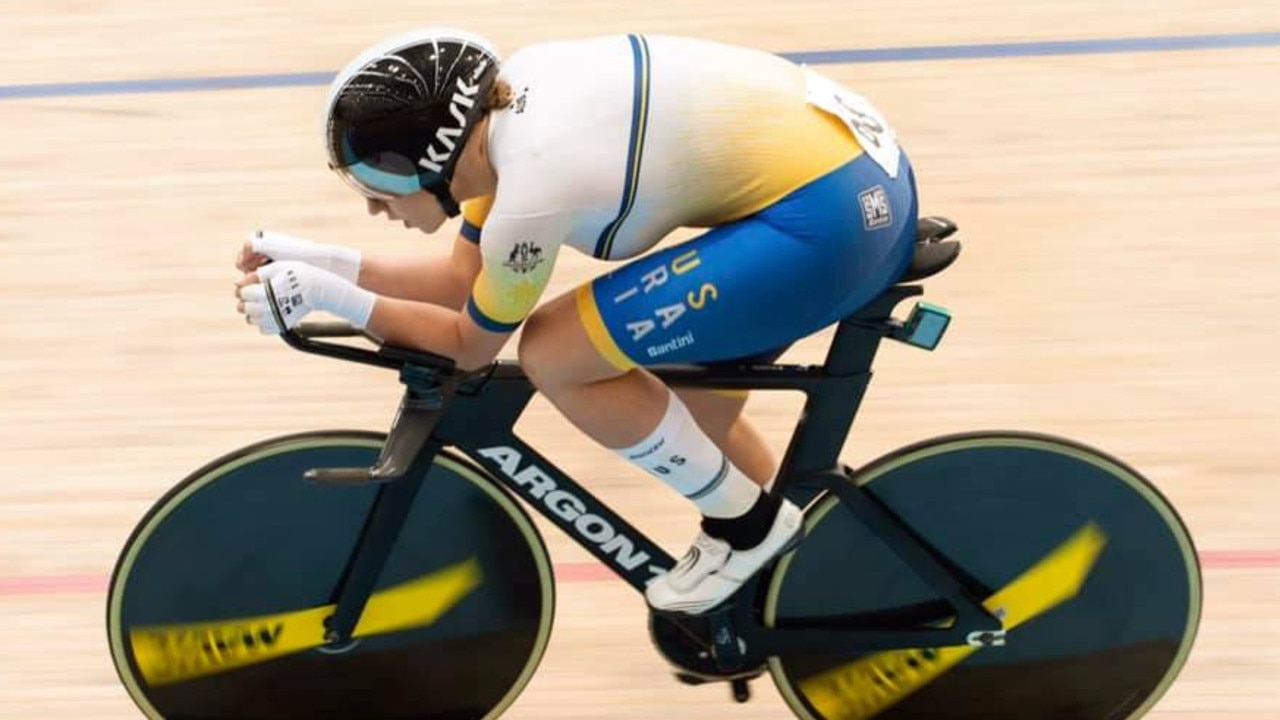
[323,27,501,216]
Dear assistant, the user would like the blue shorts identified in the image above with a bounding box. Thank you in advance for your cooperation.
[577,152,918,367]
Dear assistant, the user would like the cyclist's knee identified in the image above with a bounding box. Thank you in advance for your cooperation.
[520,299,632,395]
[518,303,594,393]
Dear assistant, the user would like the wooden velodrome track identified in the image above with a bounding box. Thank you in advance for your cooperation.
[2,1,1278,717]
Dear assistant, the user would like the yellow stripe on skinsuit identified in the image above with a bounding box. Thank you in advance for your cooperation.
[470,267,549,330]
[664,35,871,229]
[461,194,496,228]
[575,284,636,371]
[698,106,865,226]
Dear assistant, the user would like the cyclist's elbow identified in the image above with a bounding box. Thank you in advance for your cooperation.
[452,330,503,371]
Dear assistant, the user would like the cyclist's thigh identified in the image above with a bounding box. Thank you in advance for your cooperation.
[576,153,918,366]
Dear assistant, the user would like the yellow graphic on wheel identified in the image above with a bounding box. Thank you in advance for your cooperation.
[798,522,1108,720]
[129,557,483,687]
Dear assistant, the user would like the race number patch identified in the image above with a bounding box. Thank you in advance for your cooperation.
[803,67,902,179]
[859,185,893,230]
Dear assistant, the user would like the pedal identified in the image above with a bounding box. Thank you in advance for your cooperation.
[651,605,764,681]
[673,667,764,705]
[708,607,747,673]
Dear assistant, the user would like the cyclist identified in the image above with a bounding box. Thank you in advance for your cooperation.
[235,28,918,615]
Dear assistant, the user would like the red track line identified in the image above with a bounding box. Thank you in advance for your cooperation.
[1196,549,1280,569]
[1,550,1275,598]
[0,573,106,596]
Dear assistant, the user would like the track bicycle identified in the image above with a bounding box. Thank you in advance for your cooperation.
[107,217,1202,719]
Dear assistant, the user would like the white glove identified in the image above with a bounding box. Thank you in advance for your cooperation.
[249,230,362,284]
[240,262,377,334]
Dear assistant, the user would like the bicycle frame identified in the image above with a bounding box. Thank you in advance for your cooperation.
[266,284,1004,658]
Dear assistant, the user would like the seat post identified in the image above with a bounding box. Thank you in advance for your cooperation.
[824,286,922,374]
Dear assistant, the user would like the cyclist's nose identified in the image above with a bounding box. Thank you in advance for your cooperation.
[367,198,397,220]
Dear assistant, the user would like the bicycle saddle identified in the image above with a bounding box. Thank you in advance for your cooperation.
[899,216,961,284]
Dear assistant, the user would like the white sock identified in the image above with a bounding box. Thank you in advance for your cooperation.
[616,389,761,519]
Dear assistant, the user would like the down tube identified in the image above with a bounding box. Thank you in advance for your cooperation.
[460,435,676,593]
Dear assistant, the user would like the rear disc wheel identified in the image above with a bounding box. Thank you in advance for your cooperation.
[766,432,1201,720]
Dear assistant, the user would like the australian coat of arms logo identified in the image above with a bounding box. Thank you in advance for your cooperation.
[504,242,544,274]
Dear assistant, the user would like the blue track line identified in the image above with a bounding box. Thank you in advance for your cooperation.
[2,31,1277,101]
[781,30,1280,64]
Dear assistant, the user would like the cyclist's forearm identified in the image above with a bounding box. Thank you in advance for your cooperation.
[357,253,470,309]
[367,297,506,370]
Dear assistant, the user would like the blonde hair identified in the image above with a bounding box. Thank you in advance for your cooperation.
[485,79,514,111]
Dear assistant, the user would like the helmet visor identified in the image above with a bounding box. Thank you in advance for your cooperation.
[331,133,462,216]
[330,130,432,200]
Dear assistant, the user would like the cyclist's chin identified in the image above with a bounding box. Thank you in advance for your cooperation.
[410,216,448,235]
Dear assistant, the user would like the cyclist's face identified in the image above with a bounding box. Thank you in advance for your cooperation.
[366,191,448,234]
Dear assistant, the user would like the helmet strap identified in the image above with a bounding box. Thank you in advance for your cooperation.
[423,177,462,218]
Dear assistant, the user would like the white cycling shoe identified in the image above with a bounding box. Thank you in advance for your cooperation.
[645,499,804,615]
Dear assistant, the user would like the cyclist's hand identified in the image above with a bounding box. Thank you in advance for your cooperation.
[235,230,362,284]
[236,261,376,335]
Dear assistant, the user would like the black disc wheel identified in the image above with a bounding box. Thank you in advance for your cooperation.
[107,432,555,719]
[767,432,1201,720]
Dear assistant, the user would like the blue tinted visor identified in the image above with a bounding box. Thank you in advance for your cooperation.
[331,133,462,217]
[332,134,424,200]
[342,160,422,198]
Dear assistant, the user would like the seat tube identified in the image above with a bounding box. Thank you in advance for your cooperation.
[776,289,912,481]
[776,323,882,478]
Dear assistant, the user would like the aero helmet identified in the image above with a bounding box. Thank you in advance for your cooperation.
[324,27,500,216]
